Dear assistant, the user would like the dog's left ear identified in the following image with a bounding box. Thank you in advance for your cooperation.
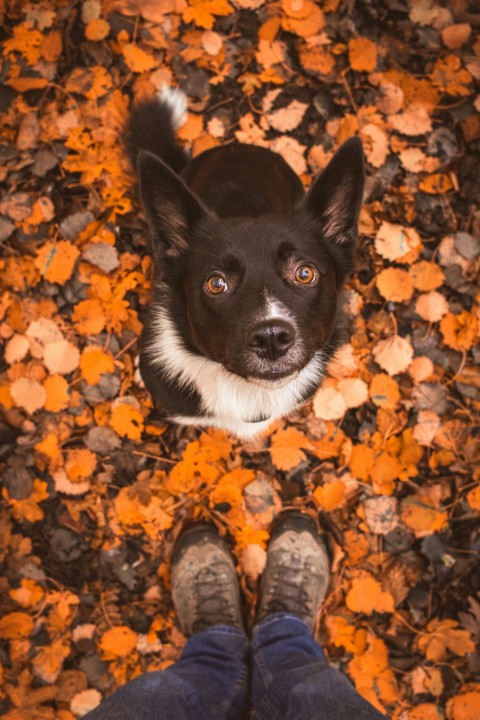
[138,151,213,259]
[303,137,365,255]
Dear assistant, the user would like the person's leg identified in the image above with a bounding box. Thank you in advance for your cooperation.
[251,512,388,720]
[85,525,249,720]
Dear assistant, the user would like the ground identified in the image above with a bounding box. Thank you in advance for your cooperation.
[0,1,479,718]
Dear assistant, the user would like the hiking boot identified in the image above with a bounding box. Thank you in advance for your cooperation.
[257,511,330,632]
[171,524,244,636]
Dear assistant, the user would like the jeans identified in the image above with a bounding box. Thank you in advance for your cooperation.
[85,613,388,720]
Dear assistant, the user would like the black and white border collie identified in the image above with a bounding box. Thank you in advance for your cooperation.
[128,88,364,439]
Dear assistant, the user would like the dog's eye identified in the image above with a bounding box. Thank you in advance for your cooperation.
[205,275,228,295]
[294,264,317,284]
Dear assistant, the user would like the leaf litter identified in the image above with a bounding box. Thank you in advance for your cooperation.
[0,0,479,718]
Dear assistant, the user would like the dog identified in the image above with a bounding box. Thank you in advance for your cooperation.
[127,88,364,439]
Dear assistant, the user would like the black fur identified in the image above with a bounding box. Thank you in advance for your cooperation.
[127,93,365,436]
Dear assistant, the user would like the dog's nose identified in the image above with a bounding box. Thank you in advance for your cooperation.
[247,320,295,360]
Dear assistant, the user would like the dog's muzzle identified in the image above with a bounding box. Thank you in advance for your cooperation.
[246,320,295,361]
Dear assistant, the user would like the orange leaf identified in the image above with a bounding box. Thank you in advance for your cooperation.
[183,0,233,29]
[466,485,480,512]
[419,173,454,195]
[43,374,69,412]
[281,0,324,38]
[32,640,70,683]
[376,267,414,302]
[269,427,312,470]
[348,37,377,72]
[110,402,144,440]
[85,18,110,41]
[409,260,445,291]
[311,423,346,460]
[370,373,400,409]
[400,495,448,537]
[407,704,443,720]
[346,572,395,614]
[431,55,472,96]
[9,578,44,609]
[349,443,375,481]
[326,614,367,654]
[80,346,115,385]
[0,611,34,639]
[35,241,80,285]
[313,480,346,511]
[446,690,480,720]
[99,625,138,658]
[72,298,106,335]
[418,618,475,661]
[65,448,97,482]
[122,43,156,73]
[348,635,399,708]
[440,311,478,352]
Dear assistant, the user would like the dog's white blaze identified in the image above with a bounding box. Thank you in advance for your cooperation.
[146,307,324,439]
[158,86,187,130]
[263,295,295,324]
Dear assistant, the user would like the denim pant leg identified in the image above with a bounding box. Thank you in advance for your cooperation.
[251,613,389,720]
[84,625,249,720]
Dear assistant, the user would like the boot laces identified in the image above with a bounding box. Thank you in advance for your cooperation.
[192,560,237,632]
[263,561,313,618]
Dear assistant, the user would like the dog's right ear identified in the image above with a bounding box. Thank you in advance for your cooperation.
[138,151,211,258]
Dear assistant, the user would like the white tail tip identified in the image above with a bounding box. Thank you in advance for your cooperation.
[158,86,188,130]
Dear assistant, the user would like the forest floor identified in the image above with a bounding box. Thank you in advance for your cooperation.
[0,1,479,718]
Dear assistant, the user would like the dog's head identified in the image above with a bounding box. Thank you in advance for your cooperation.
[139,139,364,384]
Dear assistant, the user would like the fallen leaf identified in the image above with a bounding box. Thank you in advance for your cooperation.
[377,267,414,302]
[269,427,312,470]
[415,291,449,323]
[313,384,347,420]
[10,378,46,414]
[375,222,422,263]
[418,618,475,661]
[110,401,144,440]
[373,335,414,375]
[348,36,377,72]
[80,346,115,385]
[43,340,80,375]
[346,572,395,614]
[400,495,448,537]
[35,241,80,285]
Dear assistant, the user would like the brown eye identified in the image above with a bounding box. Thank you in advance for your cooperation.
[294,264,317,284]
[205,275,228,295]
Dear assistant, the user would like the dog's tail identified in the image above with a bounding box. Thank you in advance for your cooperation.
[126,87,189,173]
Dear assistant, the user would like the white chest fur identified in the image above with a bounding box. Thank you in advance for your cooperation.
[145,307,324,439]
